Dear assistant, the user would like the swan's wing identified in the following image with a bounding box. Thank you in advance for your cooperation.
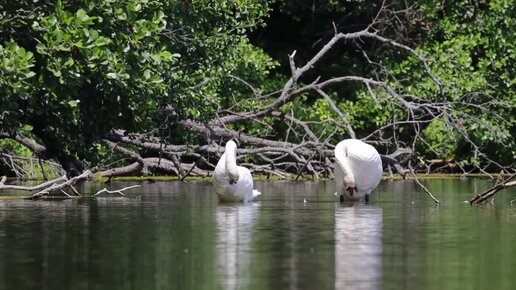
[236,166,254,199]
[214,166,254,202]
[239,167,262,201]
[348,144,382,195]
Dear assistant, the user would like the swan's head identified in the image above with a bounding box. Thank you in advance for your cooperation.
[228,171,239,184]
[225,140,239,184]
[337,159,355,186]
[343,176,356,196]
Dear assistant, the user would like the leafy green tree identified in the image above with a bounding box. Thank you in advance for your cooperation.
[1,0,513,177]
[251,0,514,171]
[0,0,274,175]
[394,0,515,169]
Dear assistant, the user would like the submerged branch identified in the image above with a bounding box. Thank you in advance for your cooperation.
[409,165,441,204]
[470,174,516,205]
[93,185,142,197]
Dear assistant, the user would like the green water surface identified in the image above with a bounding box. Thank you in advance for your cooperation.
[0,179,515,290]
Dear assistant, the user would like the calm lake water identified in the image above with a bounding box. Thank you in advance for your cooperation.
[0,178,515,290]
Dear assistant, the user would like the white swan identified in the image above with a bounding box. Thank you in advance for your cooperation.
[334,139,382,202]
[213,140,262,202]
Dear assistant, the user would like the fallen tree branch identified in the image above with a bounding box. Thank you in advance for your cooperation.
[30,170,93,199]
[470,174,516,205]
[0,153,64,179]
[97,162,143,177]
[96,158,211,178]
[0,131,50,159]
[316,88,356,139]
[409,164,441,204]
[93,185,141,197]
[0,174,68,191]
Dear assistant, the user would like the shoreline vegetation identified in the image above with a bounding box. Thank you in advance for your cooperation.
[1,1,514,195]
[1,172,513,183]
[1,172,514,204]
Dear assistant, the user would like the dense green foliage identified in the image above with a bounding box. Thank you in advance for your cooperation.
[252,0,515,170]
[0,0,275,166]
[398,0,515,168]
[0,0,514,175]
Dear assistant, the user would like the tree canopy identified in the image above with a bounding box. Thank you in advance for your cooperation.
[0,0,514,178]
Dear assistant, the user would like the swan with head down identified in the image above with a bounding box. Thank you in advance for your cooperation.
[213,140,262,202]
[334,139,383,202]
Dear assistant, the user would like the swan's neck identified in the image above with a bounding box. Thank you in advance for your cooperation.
[335,143,355,187]
[225,145,239,181]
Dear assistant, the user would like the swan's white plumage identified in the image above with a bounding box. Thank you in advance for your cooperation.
[334,139,382,201]
[213,141,262,202]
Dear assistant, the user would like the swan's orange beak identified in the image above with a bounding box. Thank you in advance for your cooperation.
[346,186,356,196]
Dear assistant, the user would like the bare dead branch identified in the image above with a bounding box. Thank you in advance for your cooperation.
[315,88,356,139]
[0,131,49,159]
[0,174,68,191]
[31,170,93,199]
[93,185,142,197]
[408,164,441,204]
[97,162,143,177]
[470,175,516,205]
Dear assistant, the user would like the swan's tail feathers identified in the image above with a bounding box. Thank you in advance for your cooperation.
[252,189,262,199]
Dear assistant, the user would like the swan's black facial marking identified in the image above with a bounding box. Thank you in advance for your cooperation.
[229,178,237,185]
[346,186,356,196]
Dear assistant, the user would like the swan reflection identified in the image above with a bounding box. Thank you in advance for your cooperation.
[216,204,256,290]
[335,205,383,290]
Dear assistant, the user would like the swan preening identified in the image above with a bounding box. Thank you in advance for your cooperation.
[213,140,262,202]
[334,139,383,202]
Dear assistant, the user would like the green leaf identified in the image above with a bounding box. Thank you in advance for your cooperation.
[94,36,110,47]
[68,100,80,107]
[143,69,151,80]
[76,9,89,22]
[160,51,181,61]
[36,43,47,54]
